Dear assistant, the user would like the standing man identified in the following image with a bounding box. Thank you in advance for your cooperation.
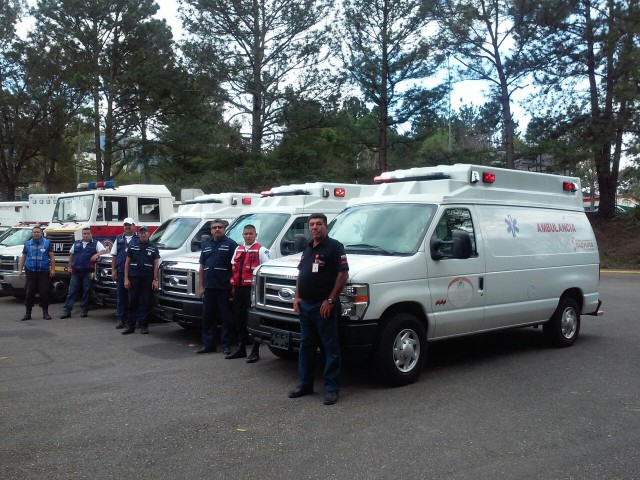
[110,218,138,329]
[121,225,159,335]
[197,219,237,355]
[226,224,270,361]
[18,225,55,320]
[289,213,349,406]
[60,227,108,318]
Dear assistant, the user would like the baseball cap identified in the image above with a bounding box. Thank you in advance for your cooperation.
[123,217,135,226]
[138,225,149,232]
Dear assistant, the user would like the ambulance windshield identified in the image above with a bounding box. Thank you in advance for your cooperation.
[330,203,436,256]
[52,194,94,222]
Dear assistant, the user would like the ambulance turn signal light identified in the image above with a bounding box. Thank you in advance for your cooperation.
[242,197,252,205]
[334,188,346,197]
[563,182,577,192]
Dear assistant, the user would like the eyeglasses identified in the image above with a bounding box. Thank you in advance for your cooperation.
[211,226,225,230]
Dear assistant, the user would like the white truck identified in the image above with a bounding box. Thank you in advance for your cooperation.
[91,192,262,307]
[156,182,374,329]
[0,201,29,232]
[247,164,603,386]
[42,183,174,300]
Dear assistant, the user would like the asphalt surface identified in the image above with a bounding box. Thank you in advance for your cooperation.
[1,273,638,479]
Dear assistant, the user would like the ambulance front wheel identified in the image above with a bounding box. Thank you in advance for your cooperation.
[50,279,68,303]
[544,297,581,347]
[375,312,427,387]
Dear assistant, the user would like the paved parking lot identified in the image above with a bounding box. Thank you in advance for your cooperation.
[1,274,639,479]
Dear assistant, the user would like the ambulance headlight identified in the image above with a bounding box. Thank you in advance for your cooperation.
[339,284,369,320]
[250,268,259,307]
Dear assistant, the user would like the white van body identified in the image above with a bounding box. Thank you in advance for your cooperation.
[91,192,262,307]
[157,182,376,327]
[248,165,602,385]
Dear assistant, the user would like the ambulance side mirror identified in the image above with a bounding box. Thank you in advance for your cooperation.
[430,230,472,260]
[451,230,472,259]
[195,234,211,251]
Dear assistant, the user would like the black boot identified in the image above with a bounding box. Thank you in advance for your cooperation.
[225,344,247,359]
[21,308,32,321]
[246,343,260,363]
[42,308,52,320]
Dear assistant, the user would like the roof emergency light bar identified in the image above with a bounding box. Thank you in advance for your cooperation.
[77,180,116,190]
[374,172,451,183]
[185,198,223,205]
[260,186,347,198]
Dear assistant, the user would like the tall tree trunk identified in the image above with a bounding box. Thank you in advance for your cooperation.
[378,0,389,173]
[93,86,103,180]
[251,0,263,155]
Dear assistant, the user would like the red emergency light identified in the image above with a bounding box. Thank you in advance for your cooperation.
[242,197,252,205]
[334,188,346,197]
[482,172,496,183]
[563,181,577,192]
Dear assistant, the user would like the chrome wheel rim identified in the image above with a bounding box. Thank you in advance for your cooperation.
[393,328,420,373]
[561,307,578,339]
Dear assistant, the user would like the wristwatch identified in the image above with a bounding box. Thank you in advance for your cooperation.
[326,298,334,304]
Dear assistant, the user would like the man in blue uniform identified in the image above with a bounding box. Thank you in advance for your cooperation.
[197,219,238,355]
[61,227,108,318]
[18,225,56,320]
[110,218,138,329]
[121,225,160,335]
[289,213,349,406]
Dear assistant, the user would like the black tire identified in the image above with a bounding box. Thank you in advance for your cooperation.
[544,297,581,347]
[374,312,427,387]
[268,345,296,359]
[49,280,68,303]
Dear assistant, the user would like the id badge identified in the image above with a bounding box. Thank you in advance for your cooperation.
[312,254,319,273]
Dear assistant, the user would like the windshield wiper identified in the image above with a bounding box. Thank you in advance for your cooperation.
[345,243,394,255]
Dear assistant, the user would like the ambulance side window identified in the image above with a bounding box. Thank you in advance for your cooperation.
[280,216,310,256]
[97,196,128,222]
[433,208,477,257]
[139,198,160,222]
[192,221,213,251]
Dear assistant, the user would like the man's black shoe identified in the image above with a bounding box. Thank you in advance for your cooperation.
[246,351,260,363]
[80,311,88,318]
[60,312,71,319]
[323,392,339,405]
[288,386,314,398]
[196,346,216,354]
[20,313,31,321]
[223,347,232,356]
[121,328,135,335]
[140,328,149,334]
[225,347,247,359]
[115,321,124,329]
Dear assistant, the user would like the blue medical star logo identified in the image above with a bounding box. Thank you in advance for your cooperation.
[505,215,519,237]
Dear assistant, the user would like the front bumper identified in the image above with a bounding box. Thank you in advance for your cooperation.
[247,308,379,354]
[0,272,26,296]
[156,295,203,327]
[91,282,117,307]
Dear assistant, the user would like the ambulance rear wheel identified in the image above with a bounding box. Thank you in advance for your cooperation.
[375,313,427,386]
[544,297,580,347]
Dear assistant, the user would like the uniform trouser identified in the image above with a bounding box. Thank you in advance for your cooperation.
[127,275,153,329]
[298,299,341,394]
[115,273,129,321]
[25,270,50,309]
[233,286,251,346]
[202,288,232,349]
[63,271,91,314]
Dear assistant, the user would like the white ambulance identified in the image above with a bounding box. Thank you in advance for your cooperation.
[91,192,262,307]
[157,182,375,328]
[248,164,603,386]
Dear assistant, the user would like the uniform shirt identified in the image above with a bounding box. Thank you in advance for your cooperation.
[127,239,160,277]
[297,236,349,303]
[199,236,238,289]
[109,235,135,256]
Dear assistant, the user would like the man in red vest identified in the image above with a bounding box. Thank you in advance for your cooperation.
[226,224,270,361]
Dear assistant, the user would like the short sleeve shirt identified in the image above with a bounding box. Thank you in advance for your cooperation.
[297,236,349,303]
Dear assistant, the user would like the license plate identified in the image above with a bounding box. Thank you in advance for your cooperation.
[270,329,290,350]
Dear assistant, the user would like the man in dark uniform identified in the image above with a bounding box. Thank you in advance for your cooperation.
[196,219,238,355]
[18,225,55,320]
[110,218,138,329]
[289,213,349,405]
[121,225,159,335]
[60,227,108,318]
